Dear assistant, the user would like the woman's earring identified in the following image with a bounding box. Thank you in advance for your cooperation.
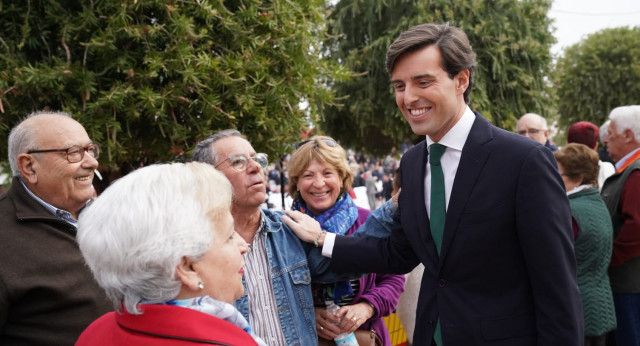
[198,281,205,290]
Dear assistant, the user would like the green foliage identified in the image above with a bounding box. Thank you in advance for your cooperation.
[0,0,345,181]
[553,27,640,130]
[320,0,555,154]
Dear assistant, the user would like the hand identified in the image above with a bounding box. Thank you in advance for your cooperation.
[315,307,341,339]
[334,302,375,333]
[281,210,324,244]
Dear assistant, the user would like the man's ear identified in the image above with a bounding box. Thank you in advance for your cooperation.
[175,256,200,292]
[455,69,470,94]
[17,153,38,184]
[623,128,636,143]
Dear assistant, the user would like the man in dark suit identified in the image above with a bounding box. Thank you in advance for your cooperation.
[284,23,583,345]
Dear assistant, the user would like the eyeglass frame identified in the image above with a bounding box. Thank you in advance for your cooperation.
[517,128,543,136]
[295,138,338,149]
[27,143,101,163]
[214,153,269,172]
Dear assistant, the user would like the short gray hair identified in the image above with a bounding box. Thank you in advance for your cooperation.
[191,129,242,165]
[77,162,233,314]
[609,106,640,143]
[8,111,74,176]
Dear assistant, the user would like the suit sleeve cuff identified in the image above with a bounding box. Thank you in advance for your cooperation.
[322,232,337,258]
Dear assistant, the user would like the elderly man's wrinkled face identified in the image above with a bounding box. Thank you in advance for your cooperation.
[212,136,267,210]
[604,120,628,163]
[517,116,549,145]
[22,115,98,217]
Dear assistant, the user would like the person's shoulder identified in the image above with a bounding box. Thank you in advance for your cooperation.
[599,160,616,173]
[482,121,544,156]
[261,208,289,230]
[0,180,17,206]
[75,312,117,345]
[0,189,11,208]
[401,140,425,162]
[357,206,371,219]
[630,157,640,170]
[262,208,283,218]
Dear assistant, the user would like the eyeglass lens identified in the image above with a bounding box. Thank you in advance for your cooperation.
[517,128,540,135]
[229,153,268,171]
[68,145,100,162]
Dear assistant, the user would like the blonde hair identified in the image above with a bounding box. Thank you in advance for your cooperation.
[287,135,353,200]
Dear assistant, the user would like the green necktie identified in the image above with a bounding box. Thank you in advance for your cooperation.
[429,143,446,346]
[429,143,446,255]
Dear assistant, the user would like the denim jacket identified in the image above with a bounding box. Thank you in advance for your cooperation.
[234,202,396,345]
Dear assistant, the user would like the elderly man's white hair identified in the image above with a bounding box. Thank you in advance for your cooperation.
[7,111,74,176]
[77,162,233,314]
[609,105,640,143]
[517,113,549,130]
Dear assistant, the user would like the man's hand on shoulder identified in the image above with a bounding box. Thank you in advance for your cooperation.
[281,211,325,246]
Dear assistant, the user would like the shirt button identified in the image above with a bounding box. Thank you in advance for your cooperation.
[428,320,434,326]
[438,279,447,287]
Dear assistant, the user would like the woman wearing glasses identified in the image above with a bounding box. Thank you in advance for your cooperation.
[286,136,404,346]
[75,162,265,345]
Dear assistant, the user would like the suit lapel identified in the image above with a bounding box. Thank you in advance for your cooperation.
[438,114,493,265]
[403,141,439,263]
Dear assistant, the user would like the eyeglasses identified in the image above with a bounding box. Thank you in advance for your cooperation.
[517,128,541,135]
[27,144,100,163]
[215,153,268,172]
[295,139,338,149]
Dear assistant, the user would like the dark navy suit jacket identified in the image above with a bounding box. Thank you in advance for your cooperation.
[331,112,584,345]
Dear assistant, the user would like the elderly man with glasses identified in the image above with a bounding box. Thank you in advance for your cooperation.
[0,111,111,344]
[192,130,395,345]
[516,113,558,151]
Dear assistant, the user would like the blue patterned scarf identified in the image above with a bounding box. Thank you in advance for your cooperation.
[157,296,266,345]
[292,193,359,303]
[291,193,358,235]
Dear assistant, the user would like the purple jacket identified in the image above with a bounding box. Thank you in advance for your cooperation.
[347,207,405,346]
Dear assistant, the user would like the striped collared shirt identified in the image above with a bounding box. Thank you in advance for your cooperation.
[19,178,78,227]
[245,216,287,345]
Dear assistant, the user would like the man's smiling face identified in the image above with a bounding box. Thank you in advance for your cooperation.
[391,45,468,141]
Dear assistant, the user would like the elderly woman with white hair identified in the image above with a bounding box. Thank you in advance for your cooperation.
[75,162,265,345]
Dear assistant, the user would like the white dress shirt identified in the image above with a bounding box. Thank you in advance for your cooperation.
[424,106,475,217]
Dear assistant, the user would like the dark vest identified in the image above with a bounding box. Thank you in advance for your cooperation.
[601,158,640,292]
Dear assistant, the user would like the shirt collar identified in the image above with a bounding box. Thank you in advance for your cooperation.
[615,147,640,171]
[18,178,78,227]
[566,184,594,196]
[426,105,475,151]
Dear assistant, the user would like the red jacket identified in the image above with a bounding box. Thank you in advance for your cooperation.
[76,304,258,345]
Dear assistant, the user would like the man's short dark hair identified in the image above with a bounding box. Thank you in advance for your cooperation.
[191,129,241,165]
[385,23,476,104]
